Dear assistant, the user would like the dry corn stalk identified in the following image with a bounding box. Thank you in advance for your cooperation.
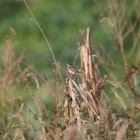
[64,27,107,127]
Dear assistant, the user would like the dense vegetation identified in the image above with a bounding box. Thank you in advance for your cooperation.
[0,0,140,139]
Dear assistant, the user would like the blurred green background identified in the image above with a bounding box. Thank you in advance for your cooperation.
[0,0,139,79]
[0,0,100,76]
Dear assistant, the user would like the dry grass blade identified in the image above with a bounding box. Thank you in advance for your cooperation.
[112,88,127,110]
[23,0,64,86]
[26,73,40,89]
[100,17,115,27]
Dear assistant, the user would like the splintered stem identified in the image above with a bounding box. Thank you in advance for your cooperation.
[82,28,96,90]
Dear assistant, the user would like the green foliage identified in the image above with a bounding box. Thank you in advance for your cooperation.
[0,0,98,74]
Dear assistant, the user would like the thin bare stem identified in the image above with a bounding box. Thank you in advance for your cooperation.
[23,0,64,86]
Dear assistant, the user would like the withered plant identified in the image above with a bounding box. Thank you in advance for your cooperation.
[0,28,29,127]
[93,0,140,79]
[63,28,135,140]
[92,0,140,109]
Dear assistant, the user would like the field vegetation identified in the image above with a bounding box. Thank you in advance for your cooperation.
[0,0,140,139]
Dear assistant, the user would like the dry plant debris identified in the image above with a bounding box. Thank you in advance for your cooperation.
[64,27,109,139]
